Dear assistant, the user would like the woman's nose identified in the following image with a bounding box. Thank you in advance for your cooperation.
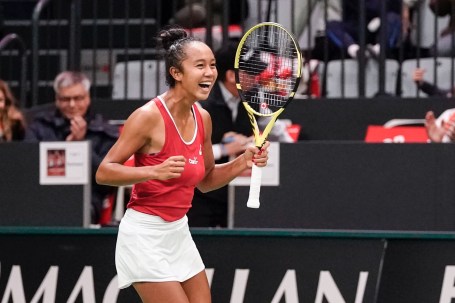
[204,66,216,77]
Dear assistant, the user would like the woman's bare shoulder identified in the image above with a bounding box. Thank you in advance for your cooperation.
[123,100,162,131]
[130,100,160,120]
[195,103,210,121]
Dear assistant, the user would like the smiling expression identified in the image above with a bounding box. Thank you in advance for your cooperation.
[173,41,218,101]
[55,83,90,119]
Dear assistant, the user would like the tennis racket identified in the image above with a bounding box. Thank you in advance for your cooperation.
[234,22,302,208]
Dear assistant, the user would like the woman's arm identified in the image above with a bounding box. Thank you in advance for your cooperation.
[197,109,269,193]
[96,104,185,186]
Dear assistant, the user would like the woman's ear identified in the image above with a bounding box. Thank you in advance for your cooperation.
[170,66,183,82]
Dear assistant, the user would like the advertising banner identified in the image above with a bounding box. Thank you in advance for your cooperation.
[0,230,384,303]
[1,230,455,302]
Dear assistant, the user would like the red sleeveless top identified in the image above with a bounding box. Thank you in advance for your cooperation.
[127,97,206,221]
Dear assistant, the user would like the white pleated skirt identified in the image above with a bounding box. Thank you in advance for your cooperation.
[115,208,205,289]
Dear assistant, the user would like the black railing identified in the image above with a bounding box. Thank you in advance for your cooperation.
[0,33,27,107]
[0,0,454,108]
[31,0,52,107]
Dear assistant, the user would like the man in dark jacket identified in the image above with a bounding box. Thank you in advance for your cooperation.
[187,41,254,228]
[24,71,118,225]
[188,41,293,227]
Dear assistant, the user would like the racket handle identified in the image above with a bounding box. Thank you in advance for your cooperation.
[246,164,262,208]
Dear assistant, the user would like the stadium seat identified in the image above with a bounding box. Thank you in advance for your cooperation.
[400,57,455,97]
[325,59,399,97]
[112,60,167,100]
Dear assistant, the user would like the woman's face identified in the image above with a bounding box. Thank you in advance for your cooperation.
[175,41,218,101]
[0,90,6,111]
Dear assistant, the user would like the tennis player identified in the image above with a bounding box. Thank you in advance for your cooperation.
[96,25,269,303]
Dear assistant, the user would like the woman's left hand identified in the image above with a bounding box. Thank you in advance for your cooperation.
[244,141,270,168]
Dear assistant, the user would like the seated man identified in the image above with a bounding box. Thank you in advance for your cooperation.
[428,0,455,56]
[187,41,254,228]
[188,41,293,228]
[24,71,119,225]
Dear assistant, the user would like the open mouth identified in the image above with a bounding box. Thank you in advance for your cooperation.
[199,82,211,89]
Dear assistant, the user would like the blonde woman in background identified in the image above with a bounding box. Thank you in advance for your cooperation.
[0,80,25,142]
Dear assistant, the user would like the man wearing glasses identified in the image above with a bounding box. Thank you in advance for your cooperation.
[25,71,119,225]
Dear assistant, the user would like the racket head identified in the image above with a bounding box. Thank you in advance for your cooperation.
[234,22,303,117]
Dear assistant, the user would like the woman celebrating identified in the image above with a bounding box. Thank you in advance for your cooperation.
[96,26,269,303]
[0,80,26,142]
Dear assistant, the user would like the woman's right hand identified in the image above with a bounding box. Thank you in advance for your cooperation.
[151,155,186,180]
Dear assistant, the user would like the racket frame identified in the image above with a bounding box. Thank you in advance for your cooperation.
[234,21,303,148]
[233,22,303,208]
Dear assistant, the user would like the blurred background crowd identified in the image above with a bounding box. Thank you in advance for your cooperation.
[1,0,455,107]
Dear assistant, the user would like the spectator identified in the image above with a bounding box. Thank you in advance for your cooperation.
[413,67,455,97]
[308,0,343,61]
[326,0,403,59]
[24,71,118,225]
[188,41,295,227]
[296,0,342,47]
[0,80,26,142]
[171,0,207,28]
[171,0,249,28]
[402,0,420,40]
[187,41,254,228]
[428,0,455,56]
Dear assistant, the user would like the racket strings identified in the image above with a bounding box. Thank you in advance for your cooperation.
[238,26,300,113]
[250,91,286,111]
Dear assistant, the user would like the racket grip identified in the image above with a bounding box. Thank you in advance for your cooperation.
[246,164,262,208]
